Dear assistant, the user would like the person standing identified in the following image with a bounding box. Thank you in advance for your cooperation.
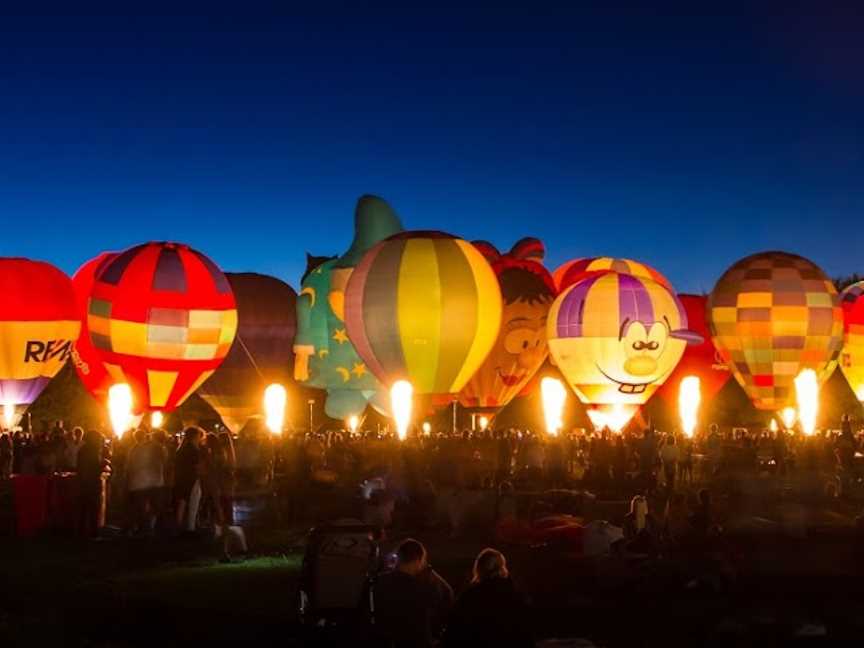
[660,434,680,492]
[126,428,166,536]
[174,427,204,533]
[76,430,107,537]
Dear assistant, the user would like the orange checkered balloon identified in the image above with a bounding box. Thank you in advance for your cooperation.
[707,251,843,411]
[86,242,237,413]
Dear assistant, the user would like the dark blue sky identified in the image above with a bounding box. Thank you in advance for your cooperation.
[1,3,861,293]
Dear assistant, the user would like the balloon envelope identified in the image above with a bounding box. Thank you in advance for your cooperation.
[839,281,864,402]
[458,238,556,412]
[0,258,79,407]
[293,195,402,419]
[654,294,731,405]
[86,242,237,413]
[71,252,117,405]
[345,231,503,396]
[554,257,672,292]
[707,251,843,411]
[198,273,297,432]
[548,271,698,407]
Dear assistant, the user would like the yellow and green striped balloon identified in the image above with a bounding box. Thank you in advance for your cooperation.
[344,231,502,395]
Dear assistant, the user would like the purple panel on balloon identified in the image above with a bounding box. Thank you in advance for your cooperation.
[0,377,50,405]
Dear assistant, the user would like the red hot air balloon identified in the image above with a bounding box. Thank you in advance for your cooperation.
[197,273,298,433]
[0,258,80,427]
[86,242,238,413]
[654,294,731,406]
[71,252,117,405]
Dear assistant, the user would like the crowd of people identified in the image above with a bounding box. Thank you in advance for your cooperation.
[1,412,863,644]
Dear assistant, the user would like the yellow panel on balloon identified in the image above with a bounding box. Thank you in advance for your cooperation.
[147,370,179,408]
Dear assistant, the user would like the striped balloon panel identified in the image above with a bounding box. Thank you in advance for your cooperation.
[553,257,672,292]
[346,233,501,395]
[87,242,237,412]
[551,272,686,340]
[839,281,864,401]
[708,251,843,410]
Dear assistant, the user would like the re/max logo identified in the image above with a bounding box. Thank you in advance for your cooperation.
[24,339,73,363]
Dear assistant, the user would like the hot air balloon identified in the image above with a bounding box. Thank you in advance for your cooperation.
[197,273,297,432]
[554,257,672,292]
[0,258,80,428]
[654,294,731,406]
[71,252,117,405]
[547,271,700,427]
[294,195,402,419]
[86,242,237,413]
[345,231,502,398]
[707,251,843,411]
[837,282,864,402]
[458,238,556,413]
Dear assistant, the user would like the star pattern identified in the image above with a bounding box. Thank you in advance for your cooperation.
[351,362,367,377]
[333,328,349,344]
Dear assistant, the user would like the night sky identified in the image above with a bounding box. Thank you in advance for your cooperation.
[1,4,861,293]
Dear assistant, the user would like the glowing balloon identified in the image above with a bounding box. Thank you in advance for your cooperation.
[585,403,637,433]
[0,258,80,425]
[345,231,502,397]
[655,294,731,406]
[795,369,818,435]
[678,375,701,437]
[540,376,566,436]
[294,195,402,419]
[197,273,296,433]
[708,251,843,411]
[458,238,556,413]
[839,282,864,402]
[548,271,700,408]
[86,242,237,413]
[71,252,118,405]
[390,380,413,441]
[553,257,672,292]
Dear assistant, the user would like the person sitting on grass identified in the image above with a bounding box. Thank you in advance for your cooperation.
[374,538,454,647]
[443,548,532,647]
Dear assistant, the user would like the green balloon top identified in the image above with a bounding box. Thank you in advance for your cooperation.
[336,194,404,268]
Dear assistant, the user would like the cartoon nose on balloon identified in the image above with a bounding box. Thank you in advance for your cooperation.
[624,355,657,377]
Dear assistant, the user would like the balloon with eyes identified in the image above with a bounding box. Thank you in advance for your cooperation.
[293,195,403,420]
[458,238,556,414]
[547,270,701,426]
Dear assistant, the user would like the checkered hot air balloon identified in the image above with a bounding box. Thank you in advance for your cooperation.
[707,251,843,411]
[553,257,672,293]
[86,242,238,413]
[547,271,700,407]
[839,281,864,402]
[0,258,80,426]
[344,231,502,396]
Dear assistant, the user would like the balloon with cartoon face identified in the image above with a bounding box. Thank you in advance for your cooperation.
[458,238,556,413]
[547,271,701,407]
[293,195,402,420]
